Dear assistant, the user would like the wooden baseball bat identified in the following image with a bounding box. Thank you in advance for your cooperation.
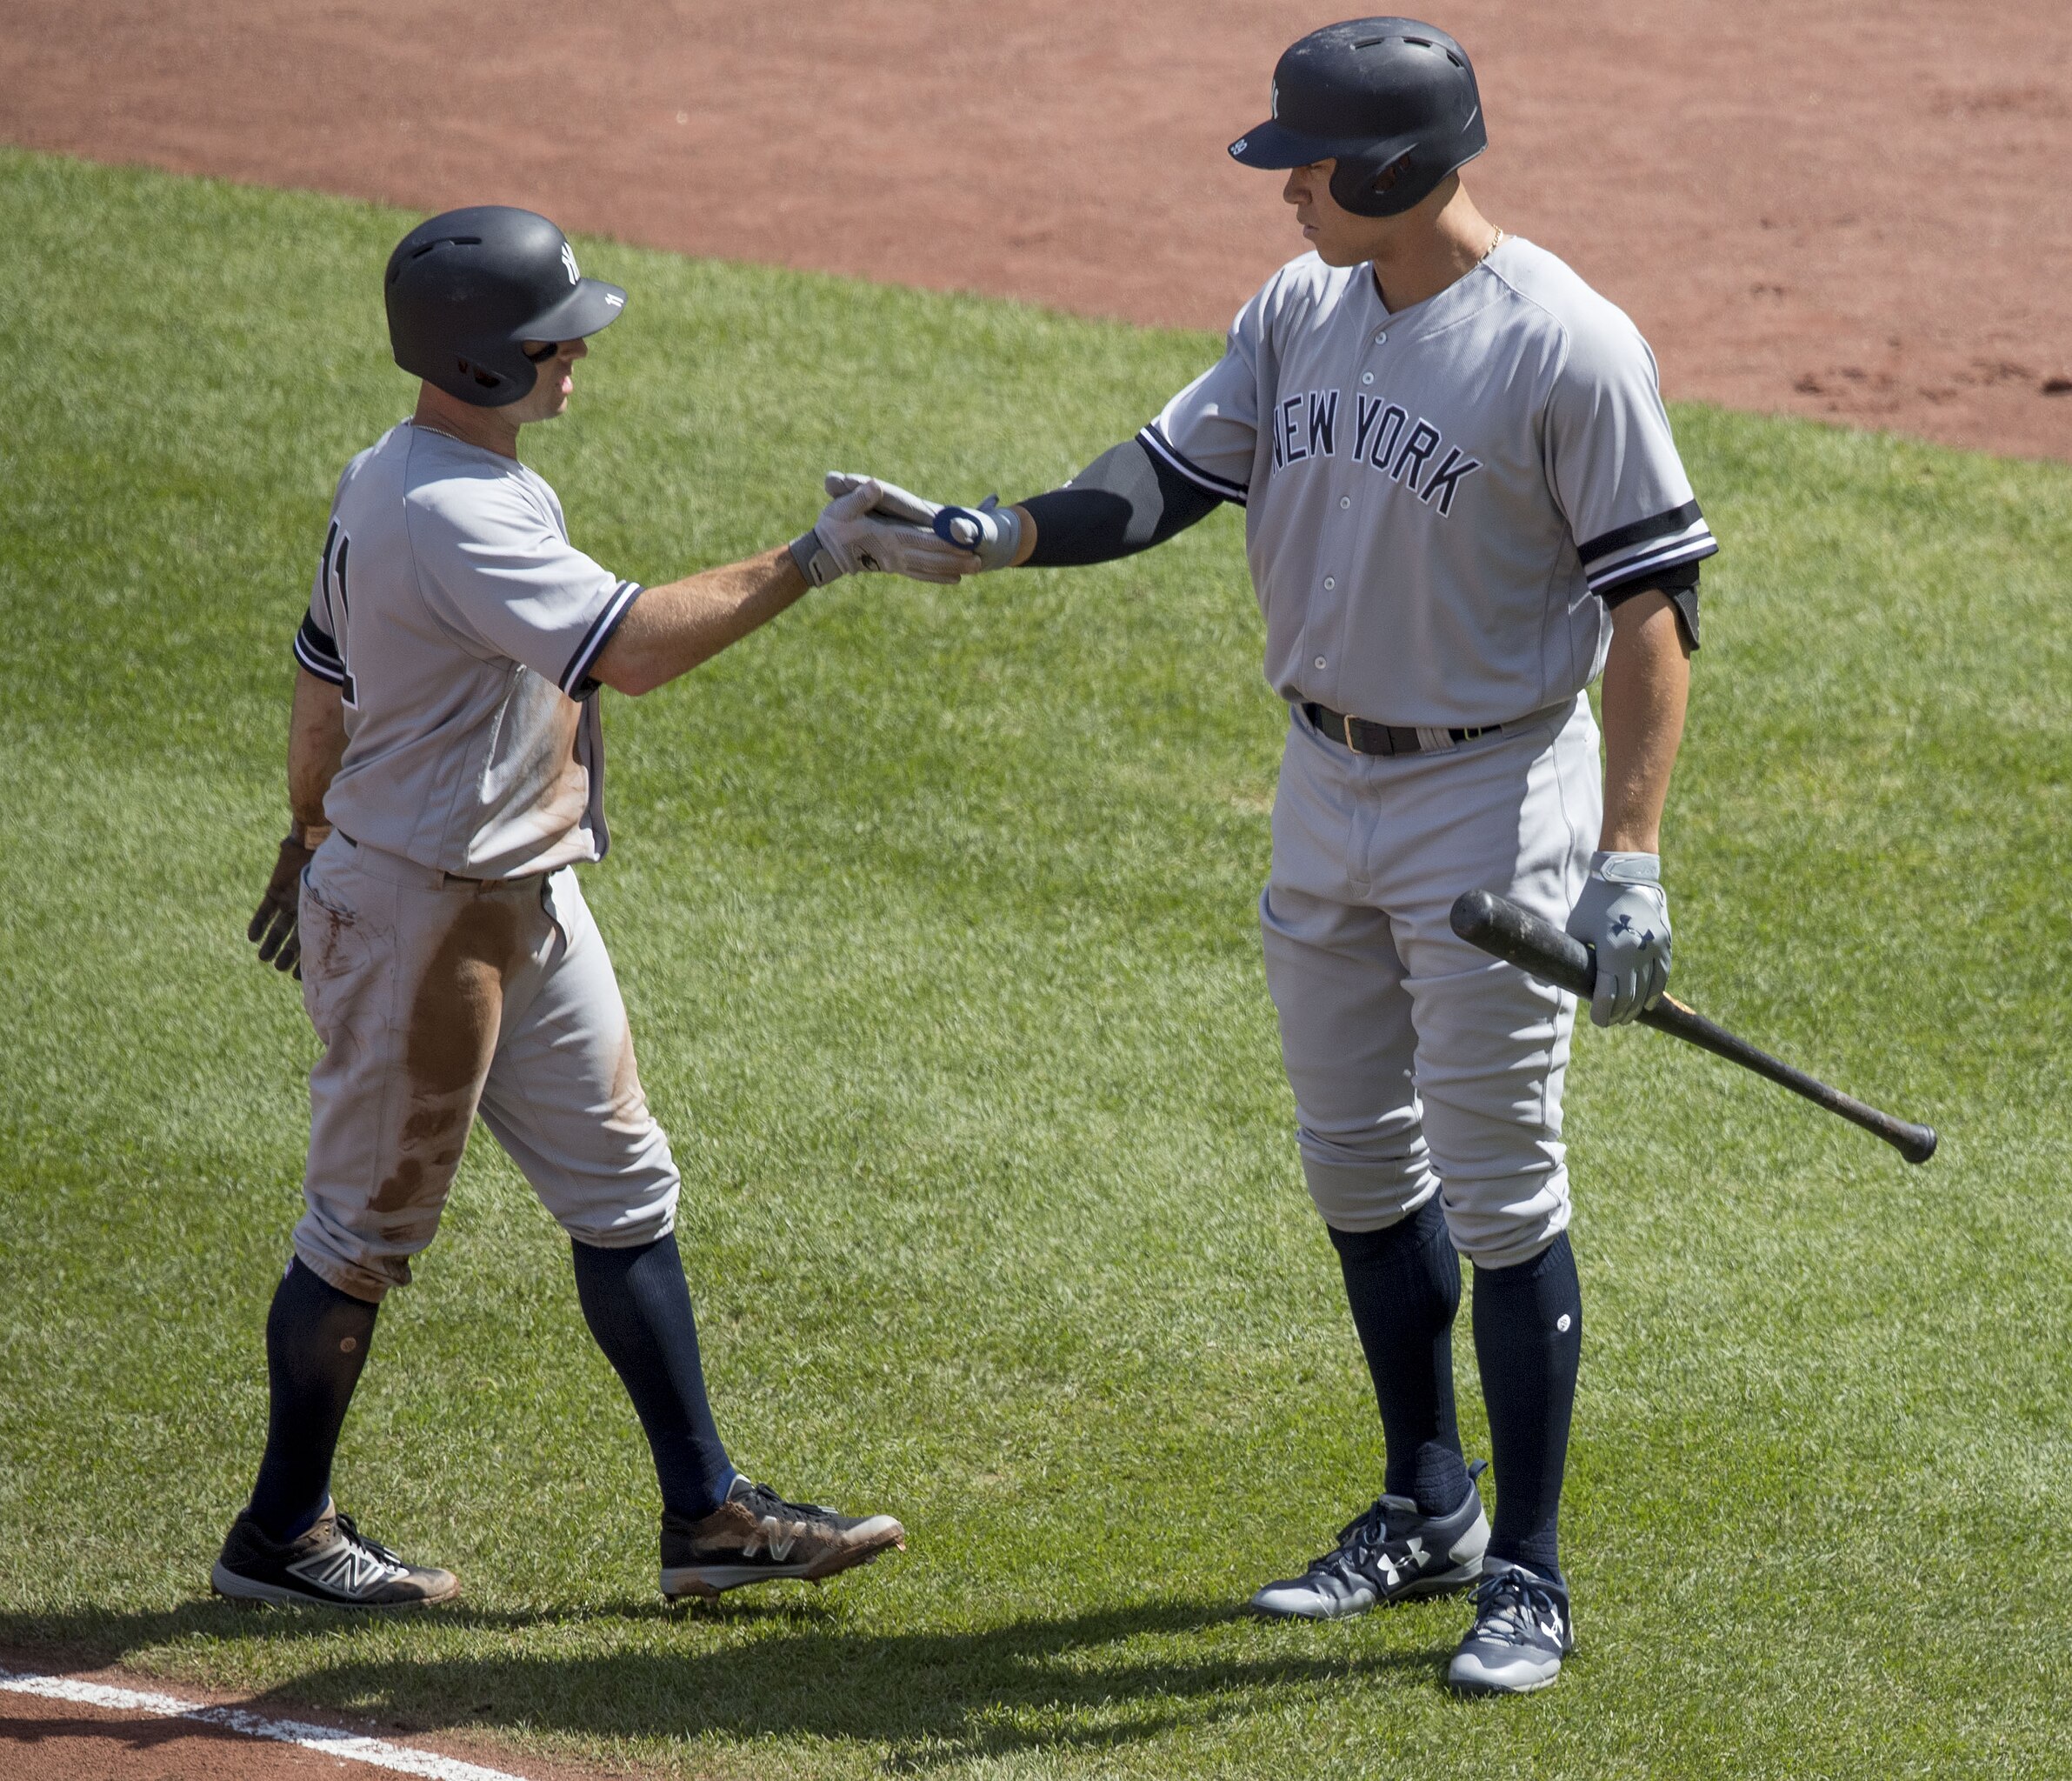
[1449,889,1937,1165]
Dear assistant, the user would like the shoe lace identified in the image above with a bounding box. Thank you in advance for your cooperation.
[330,1513,403,1570]
[1468,1568,1564,1645]
[1304,1498,1417,1584]
[735,1482,835,1526]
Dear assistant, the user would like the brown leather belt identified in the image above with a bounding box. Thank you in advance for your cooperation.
[1301,702,1502,757]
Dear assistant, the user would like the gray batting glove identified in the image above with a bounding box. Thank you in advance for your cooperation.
[824,471,1025,573]
[822,470,943,527]
[931,497,1024,572]
[789,478,978,587]
[1564,850,1671,1027]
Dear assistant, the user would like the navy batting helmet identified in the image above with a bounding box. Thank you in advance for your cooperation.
[384,206,627,408]
[1229,19,1486,218]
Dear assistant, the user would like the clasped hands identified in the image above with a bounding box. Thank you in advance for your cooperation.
[792,472,1023,588]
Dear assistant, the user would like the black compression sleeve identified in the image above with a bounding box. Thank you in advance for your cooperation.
[1602,557,1701,650]
[1021,436,1223,567]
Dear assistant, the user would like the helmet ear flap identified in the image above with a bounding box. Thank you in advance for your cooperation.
[1329,150,1416,219]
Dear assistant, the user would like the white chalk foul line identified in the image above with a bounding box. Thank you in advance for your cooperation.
[0,1668,530,1780]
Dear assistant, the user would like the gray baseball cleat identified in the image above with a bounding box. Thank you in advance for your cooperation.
[1249,1460,1489,1619]
[660,1475,905,1600]
[211,1502,459,1608]
[1446,1558,1576,1694]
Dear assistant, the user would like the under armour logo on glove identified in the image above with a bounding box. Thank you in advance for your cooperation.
[1565,851,1672,1028]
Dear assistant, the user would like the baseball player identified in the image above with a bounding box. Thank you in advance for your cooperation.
[840,20,1709,1691]
[226,206,976,1609]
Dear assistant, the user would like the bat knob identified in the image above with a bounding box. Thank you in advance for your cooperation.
[1896,1124,1938,1165]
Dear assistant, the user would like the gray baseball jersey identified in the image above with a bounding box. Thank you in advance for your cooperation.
[1143,237,1716,729]
[291,421,642,879]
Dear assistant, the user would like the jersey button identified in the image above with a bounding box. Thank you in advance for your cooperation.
[1322,577,1336,590]
[1315,656,1328,670]
[1373,330,1388,344]
[1361,371,1375,385]
[1340,496,1351,509]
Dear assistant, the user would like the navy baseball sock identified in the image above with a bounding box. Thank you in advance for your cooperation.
[246,1257,380,1542]
[1328,1197,1470,1515]
[1471,1231,1583,1580]
[570,1231,736,1521]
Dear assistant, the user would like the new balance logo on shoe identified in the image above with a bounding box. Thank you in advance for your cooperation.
[744,1518,798,1563]
[658,1477,905,1601]
[290,1541,401,1598]
[210,1505,460,1610]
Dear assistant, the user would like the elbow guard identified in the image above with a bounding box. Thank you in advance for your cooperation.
[1602,557,1701,650]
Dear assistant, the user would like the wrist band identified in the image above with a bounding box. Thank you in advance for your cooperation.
[789,529,836,588]
[1589,850,1660,885]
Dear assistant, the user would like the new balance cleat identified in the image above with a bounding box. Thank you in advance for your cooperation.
[660,1476,905,1600]
[1447,1558,1576,1694]
[1250,1461,1489,1620]
[211,1503,459,1608]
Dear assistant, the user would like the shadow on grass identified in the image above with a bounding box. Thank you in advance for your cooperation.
[0,1595,1450,1767]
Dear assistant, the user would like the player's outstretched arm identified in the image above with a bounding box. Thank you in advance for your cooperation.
[249,667,346,978]
[590,482,978,697]
[828,432,1229,580]
[590,546,811,697]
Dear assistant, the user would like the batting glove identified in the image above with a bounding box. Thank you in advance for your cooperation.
[817,472,1025,573]
[249,833,316,980]
[930,497,1025,572]
[790,478,978,587]
[1564,850,1671,1027]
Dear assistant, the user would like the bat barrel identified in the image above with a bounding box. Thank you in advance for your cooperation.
[1449,889,1596,997]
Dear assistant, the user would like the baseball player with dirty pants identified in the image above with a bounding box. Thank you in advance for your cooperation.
[838,21,1712,1692]
[225,206,976,1610]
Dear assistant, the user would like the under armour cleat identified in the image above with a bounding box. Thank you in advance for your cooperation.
[211,1503,459,1608]
[1447,1558,1576,1694]
[1249,1461,1489,1620]
[659,1476,905,1600]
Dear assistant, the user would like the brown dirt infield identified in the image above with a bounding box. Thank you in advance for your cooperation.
[0,1651,626,1781]
[3,1,2069,461]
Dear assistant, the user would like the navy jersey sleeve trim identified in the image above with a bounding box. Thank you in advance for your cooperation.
[1585,530,1718,593]
[1139,424,1249,508]
[559,579,642,696]
[1576,500,1702,565]
[1579,501,1717,592]
[293,611,347,685]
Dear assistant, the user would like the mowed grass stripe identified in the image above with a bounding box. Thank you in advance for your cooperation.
[0,150,2068,1779]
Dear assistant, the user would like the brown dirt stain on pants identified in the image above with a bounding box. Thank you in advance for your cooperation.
[370,895,523,1217]
[607,1017,652,1129]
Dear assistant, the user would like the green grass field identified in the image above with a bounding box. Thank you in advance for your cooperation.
[2,148,2069,1779]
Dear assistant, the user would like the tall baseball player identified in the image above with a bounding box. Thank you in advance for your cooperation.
[227,206,975,1609]
[839,21,1709,1691]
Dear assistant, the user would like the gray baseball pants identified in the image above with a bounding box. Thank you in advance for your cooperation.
[1260,696,1601,1269]
[292,834,680,1302]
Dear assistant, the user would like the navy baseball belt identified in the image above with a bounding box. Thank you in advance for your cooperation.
[1301,702,1504,757]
